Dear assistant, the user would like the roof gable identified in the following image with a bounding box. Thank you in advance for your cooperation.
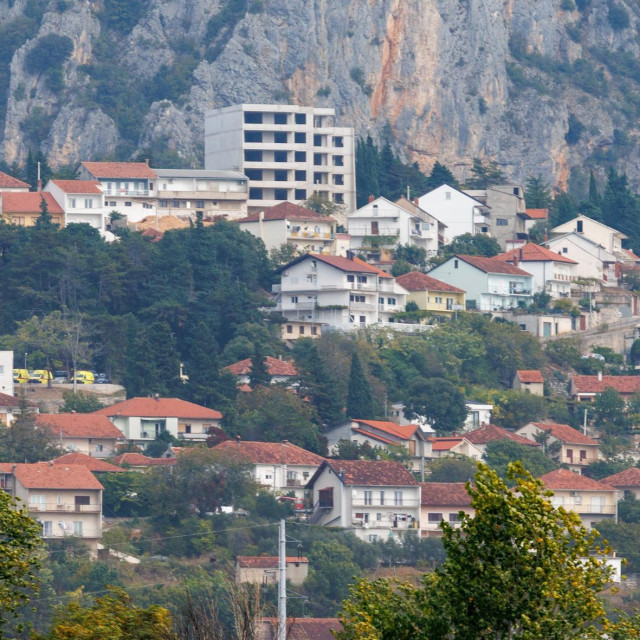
[552,214,628,239]
[539,468,615,491]
[464,423,540,447]
[603,467,640,487]
[571,375,640,396]
[52,452,126,473]
[13,462,104,490]
[351,419,421,440]
[50,180,103,194]
[314,459,418,486]
[224,356,298,377]
[0,171,29,188]
[530,422,599,446]
[81,162,156,179]
[214,440,325,466]
[453,255,533,276]
[93,397,222,420]
[420,482,472,506]
[1,192,64,214]
[396,271,466,293]
[497,244,577,265]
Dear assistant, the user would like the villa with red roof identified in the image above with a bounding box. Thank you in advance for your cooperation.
[36,413,125,458]
[517,422,601,473]
[238,201,337,255]
[428,254,533,311]
[464,423,541,454]
[235,555,309,586]
[513,369,545,396]
[52,452,126,474]
[395,271,466,316]
[0,170,29,191]
[570,373,640,402]
[0,191,64,227]
[93,397,223,447]
[274,253,410,338]
[224,355,298,386]
[325,419,432,472]
[213,440,325,500]
[420,482,474,537]
[497,243,578,298]
[427,436,483,460]
[602,467,640,500]
[0,462,104,550]
[44,179,106,229]
[538,468,618,528]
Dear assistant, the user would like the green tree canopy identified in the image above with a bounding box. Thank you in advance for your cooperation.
[524,174,552,209]
[404,377,467,434]
[593,387,630,435]
[483,439,558,480]
[442,233,501,258]
[464,157,507,189]
[346,351,375,420]
[425,455,478,482]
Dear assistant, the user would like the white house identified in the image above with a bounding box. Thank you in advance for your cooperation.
[92,397,223,447]
[274,253,409,338]
[223,356,298,387]
[44,180,106,229]
[463,403,493,431]
[0,392,19,427]
[418,184,490,243]
[420,482,474,537]
[307,459,421,543]
[497,243,578,297]
[347,196,444,259]
[544,232,618,285]
[213,439,325,500]
[428,254,534,311]
[0,350,13,396]
[551,215,627,259]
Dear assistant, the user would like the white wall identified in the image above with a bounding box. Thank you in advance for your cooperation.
[0,351,13,395]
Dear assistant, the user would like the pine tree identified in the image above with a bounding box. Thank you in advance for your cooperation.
[34,194,53,228]
[346,351,374,419]
[425,161,459,191]
[249,343,271,387]
[465,158,506,189]
[524,175,551,209]
[549,192,577,227]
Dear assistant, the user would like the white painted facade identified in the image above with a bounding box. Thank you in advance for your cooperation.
[509,258,577,297]
[463,404,493,431]
[418,184,490,243]
[0,350,13,396]
[107,415,221,447]
[544,233,618,284]
[44,182,106,229]
[205,104,356,214]
[552,215,627,257]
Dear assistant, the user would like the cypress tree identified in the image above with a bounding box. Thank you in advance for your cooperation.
[346,351,374,419]
[249,344,271,387]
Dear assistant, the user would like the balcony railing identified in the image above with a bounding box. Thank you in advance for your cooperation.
[103,189,150,197]
[29,503,101,513]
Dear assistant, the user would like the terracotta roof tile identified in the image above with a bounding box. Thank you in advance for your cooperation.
[51,180,103,194]
[0,392,19,407]
[0,171,29,188]
[516,370,544,383]
[224,356,298,377]
[352,419,420,440]
[524,208,549,220]
[304,254,384,275]
[81,162,156,179]
[454,254,533,276]
[572,375,640,395]
[214,440,325,466]
[52,452,126,473]
[321,459,418,486]
[236,556,309,568]
[428,437,464,451]
[602,467,640,487]
[464,423,540,447]
[258,618,341,640]
[1,192,64,214]
[531,422,599,446]
[13,462,104,490]
[238,201,334,223]
[396,271,466,293]
[539,468,616,492]
[93,397,222,420]
[497,243,577,265]
[420,482,472,507]
[37,413,124,439]
[111,452,176,466]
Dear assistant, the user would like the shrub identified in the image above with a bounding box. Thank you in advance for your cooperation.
[25,34,73,75]
[607,0,630,30]
[565,113,585,145]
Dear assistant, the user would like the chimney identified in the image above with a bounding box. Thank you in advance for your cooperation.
[512,253,518,268]
[368,195,374,203]
[145,158,150,166]
[154,393,160,401]
[597,371,603,382]
[414,197,419,205]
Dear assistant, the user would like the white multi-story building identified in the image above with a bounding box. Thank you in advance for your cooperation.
[154,168,248,221]
[274,253,409,338]
[44,180,106,229]
[204,104,356,214]
[0,350,12,396]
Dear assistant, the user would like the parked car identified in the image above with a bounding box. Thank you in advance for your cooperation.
[13,369,30,384]
[28,370,53,384]
[95,374,112,384]
[53,370,69,383]
[72,370,95,384]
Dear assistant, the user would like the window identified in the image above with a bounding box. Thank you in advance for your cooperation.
[172,200,180,208]
[274,132,288,144]
[319,487,333,508]
[350,295,365,302]
[357,276,368,283]
[313,153,323,166]
[359,315,366,323]
[376,512,382,521]
[347,275,355,283]
[294,132,306,144]
[294,170,307,181]
[580,449,587,460]
[446,298,453,310]
[562,247,568,253]
[513,187,519,196]
[449,513,460,522]
[552,496,564,507]
[274,188,288,200]
[333,136,344,147]
[295,151,306,162]
[496,218,508,226]
[314,134,323,147]
[334,193,344,204]
[295,113,306,124]
[428,513,443,523]
[364,490,373,505]
[125,202,132,207]
[274,169,288,182]
[333,155,344,166]
[291,296,298,303]
[299,326,305,335]
[574,495,582,504]
[435,296,443,304]
[590,496,604,513]
[295,189,307,200]
[159,199,168,207]
[387,298,396,305]
[454,259,459,268]
[311,326,317,335]
[379,491,385,505]
[244,131,262,143]
[245,169,263,181]
[244,111,263,124]
[274,113,287,125]
[274,151,288,163]
[577,220,583,233]
[368,534,378,542]
[379,297,384,305]
[566,448,573,461]
[249,188,263,199]
[394,491,403,506]
[244,150,263,162]
[109,201,116,207]
[70,198,76,208]
[73,521,83,536]
[195,200,205,208]
[42,521,52,536]
[286,325,293,334]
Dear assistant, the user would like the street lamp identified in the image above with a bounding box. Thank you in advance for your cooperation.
[24,352,27,370]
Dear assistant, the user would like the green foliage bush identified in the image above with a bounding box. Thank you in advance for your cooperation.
[25,34,73,75]
[607,0,630,30]
[101,0,150,34]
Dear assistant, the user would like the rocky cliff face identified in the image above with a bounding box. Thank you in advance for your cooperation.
[2,0,640,192]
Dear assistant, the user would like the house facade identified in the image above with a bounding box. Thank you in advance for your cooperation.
[427,437,484,460]
[463,423,542,455]
[551,215,627,258]
[213,440,325,500]
[420,482,474,537]
[602,467,640,500]
[235,556,309,585]
[0,392,19,427]
[44,180,106,229]
[307,460,421,542]
[93,397,223,447]
[570,374,640,402]
[513,370,545,396]
[395,271,466,316]
[428,254,533,311]
[224,356,298,386]
[205,104,356,214]
[0,192,64,226]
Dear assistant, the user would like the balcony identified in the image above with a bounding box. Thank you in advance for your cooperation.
[350,302,376,311]
[103,189,150,197]
[29,503,101,513]
[286,479,302,487]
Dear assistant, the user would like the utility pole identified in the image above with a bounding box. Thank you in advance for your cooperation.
[278,518,287,640]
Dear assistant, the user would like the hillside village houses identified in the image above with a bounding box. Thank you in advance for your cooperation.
[224,355,298,387]
[395,271,466,316]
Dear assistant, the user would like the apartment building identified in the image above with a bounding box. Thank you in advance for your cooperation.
[204,104,356,214]
[44,180,106,229]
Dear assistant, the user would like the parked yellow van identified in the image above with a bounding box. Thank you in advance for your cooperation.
[29,369,53,384]
[72,370,95,384]
[13,369,30,384]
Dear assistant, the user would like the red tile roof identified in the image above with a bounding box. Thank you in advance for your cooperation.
[224,356,298,377]
[420,482,472,507]
[36,413,124,439]
[238,201,334,223]
[13,462,104,490]
[497,243,577,265]
[307,253,385,275]
[258,618,342,640]
[236,556,309,568]
[602,467,640,487]
[0,392,19,407]
[111,452,176,467]
[396,271,466,293]
[352,419,420,440]
[464,423,540,447]
[352,256,393,279]
[455,254,533,276]
[321,459,418,486]
[530,422,599,446]
[51,180,103,194]
[81,161,156,179]
[213,440,325,466]
[52,452,126,473]
[428,437,464,451]
[516,370,544,383]
[0,171,29,188]
[539,468,615,492]
[524,208,549,220]
[623,248,640,261]
[1,192,64,214]
[572,375,640,395]
[93,397,222,420]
